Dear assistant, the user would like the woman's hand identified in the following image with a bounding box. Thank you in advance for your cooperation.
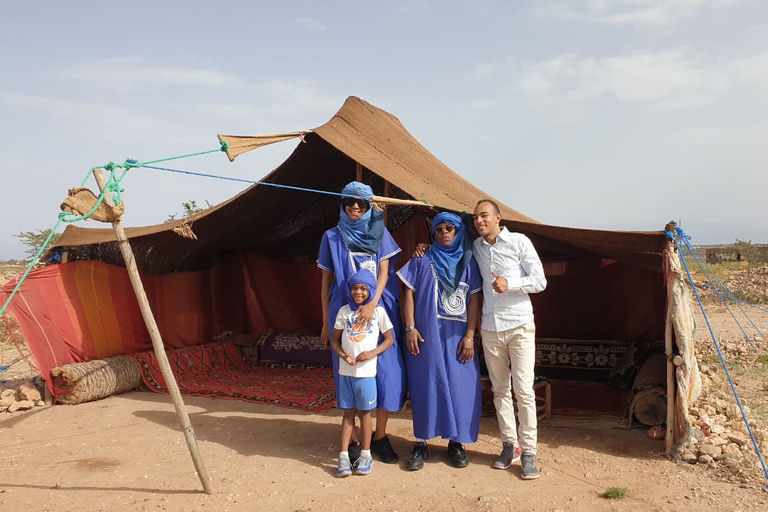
[406,328,425,355]
[457,336,475,363]
[354,302,375,330]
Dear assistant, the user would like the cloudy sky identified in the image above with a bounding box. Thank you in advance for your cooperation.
[1,0,766,259]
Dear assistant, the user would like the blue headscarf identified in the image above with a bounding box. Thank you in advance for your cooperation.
[428,212,473,294]
[346,269,379,309]
[337,181,386,254]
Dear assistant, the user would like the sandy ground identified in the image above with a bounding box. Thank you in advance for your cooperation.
[2,276,768,510]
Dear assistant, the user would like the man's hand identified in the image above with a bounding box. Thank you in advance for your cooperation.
[320,324,330,345]
[491,271,508,293]
[413,243,430,258]
[354,302,375,329]
[406,328,425,355]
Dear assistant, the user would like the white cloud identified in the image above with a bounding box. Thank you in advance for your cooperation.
[516,49,728,110]
[293,17,328,32]
[255,80,340,115]
[51,57,243,93]
[732,51,768,92]
[466,61,502,81]
[533,0,746,27]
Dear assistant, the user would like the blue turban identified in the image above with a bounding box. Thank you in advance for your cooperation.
[337,181,385,254]
[428,212,473,294]
[346,269,379,309]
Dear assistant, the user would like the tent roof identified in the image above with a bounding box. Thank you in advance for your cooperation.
[53,96,666,273]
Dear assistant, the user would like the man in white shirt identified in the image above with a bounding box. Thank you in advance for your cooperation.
[472,199,547,480]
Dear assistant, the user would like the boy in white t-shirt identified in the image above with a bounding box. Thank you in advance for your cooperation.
[330,269,394,477]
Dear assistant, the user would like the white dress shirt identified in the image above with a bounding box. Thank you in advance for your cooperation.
[472,227,547,331]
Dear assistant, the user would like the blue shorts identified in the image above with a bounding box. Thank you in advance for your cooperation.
[337,375,377,411]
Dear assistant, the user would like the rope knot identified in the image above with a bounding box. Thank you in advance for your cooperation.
[219,140,229,152]
[104,162,116,171]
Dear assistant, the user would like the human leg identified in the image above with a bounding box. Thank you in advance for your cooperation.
[481,328,517,445]
[509,322,537,455]
[371,409,399,463]
[337,408,356,478]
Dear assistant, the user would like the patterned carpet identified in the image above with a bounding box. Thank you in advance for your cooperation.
[126,341,336,413]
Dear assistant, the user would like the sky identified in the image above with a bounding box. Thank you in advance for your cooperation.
[1,0,767,260]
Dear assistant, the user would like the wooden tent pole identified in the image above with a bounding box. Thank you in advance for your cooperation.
[92,169,214,495]
[355,162,362,182]
[664,240,676,455]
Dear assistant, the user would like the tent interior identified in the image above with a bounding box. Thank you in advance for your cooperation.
[6,97,669,422]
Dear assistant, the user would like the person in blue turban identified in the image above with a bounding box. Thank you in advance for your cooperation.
[396,211,482,471]
[318,181,406,465]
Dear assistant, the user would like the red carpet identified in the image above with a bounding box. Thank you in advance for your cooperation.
[126,341,336,413]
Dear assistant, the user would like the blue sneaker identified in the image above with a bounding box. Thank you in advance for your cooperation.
[355,453,374,475]
[337,457,352,478]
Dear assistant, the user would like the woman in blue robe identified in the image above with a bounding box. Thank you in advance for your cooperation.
[397,212,482,471]
[318,181,406,464]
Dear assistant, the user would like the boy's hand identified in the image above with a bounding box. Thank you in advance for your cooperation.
[406,329,425,355]
[457,336,475,363]
[413,243,429,258]
[355,350,374,363]
[342,354,355,366]
[354,302,375,329]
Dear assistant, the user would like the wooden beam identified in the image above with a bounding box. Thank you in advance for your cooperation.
[664,244,676,456]
[92,169,213,495]
[355,162,362,182]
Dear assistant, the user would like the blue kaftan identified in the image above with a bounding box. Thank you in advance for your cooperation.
[318,227,406,411]
[397,253,482,443]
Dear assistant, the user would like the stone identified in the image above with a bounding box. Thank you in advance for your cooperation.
[698,454,715,464]
[699,444,722,458]
[681,450,698,464]
[727,432,749,446]
[7,400,35,413]
[18,382,41,402]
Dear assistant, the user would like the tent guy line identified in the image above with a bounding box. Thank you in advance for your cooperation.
[671,227,768,488]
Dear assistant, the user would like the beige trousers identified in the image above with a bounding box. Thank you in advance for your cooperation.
[481,322,537,454]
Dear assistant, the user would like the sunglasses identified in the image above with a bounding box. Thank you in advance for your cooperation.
[342,197,370,210]
[434,225,456,233]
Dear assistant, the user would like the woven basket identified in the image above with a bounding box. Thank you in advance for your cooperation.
[51,356,142,405]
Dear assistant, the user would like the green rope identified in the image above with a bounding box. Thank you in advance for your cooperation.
[2,142,229,318]
[0,218,65,318]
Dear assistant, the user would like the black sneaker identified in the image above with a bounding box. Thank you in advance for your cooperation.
[406,442,428,471]
[348,441,362,469]
[371,435,399,464]
[447,441,469,468]
[520,452,539,480]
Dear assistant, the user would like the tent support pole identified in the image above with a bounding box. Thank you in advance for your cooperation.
[356,162,362,182]
[664,250,675,456]
[92,168,214,495]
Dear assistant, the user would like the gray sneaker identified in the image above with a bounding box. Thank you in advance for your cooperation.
[492,442,521,469]
[521,452,539,480]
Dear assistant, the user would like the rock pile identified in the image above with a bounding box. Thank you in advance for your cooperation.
[0,379,45,413]
[681,364,766,471]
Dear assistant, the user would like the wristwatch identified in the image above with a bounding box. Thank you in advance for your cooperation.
[404,325,416,332]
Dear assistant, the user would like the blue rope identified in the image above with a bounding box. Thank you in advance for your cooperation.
[672,227,768,488]
[141,164,375,200]
[0,355,28,374]
[681,241,763,349]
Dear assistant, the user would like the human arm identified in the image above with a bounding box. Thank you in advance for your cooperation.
[320,269,333,345]
[402,287,424,355]
[331,328,355,366]
[356,328,394,363]
[354,258,389,329]
[457,291,480,363]
[413,243,430,258]
[513,236,547,294]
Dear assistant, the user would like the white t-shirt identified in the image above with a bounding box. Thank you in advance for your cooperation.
[334,304,393,378]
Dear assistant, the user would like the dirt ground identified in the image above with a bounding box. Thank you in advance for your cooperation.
[2,277,768,511]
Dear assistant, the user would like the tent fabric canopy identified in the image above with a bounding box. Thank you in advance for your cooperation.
[52,96,665,274]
